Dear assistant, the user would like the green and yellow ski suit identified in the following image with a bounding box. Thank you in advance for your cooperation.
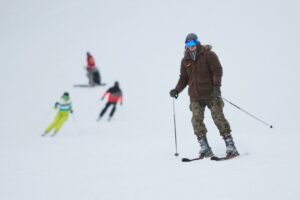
[45,98,73,134]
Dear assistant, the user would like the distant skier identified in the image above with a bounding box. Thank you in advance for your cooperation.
[43,92,73,136]
[169,33,239,159]
[86,52,101,86]
[97,81,123,121]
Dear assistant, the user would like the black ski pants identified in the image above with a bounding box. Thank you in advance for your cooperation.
[99,102,117,118]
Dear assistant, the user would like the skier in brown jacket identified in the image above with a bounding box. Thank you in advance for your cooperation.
[170,33,239,159]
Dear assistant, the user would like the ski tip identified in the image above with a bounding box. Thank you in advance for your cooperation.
[181,158,191,162]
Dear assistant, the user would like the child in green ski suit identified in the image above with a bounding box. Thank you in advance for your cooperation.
[43,92,73,136]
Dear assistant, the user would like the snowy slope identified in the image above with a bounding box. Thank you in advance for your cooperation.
[1,0,300,200]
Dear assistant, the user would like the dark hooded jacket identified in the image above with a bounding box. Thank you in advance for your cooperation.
[175,45,223,101]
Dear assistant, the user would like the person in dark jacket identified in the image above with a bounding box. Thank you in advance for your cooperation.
[169,33,239,158]
[97,81,123,121]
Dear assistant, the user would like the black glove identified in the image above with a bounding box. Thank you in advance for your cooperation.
[211,86,221,98]
[70,110,73,114]
[54,102,59,108]
[169,89,178,99]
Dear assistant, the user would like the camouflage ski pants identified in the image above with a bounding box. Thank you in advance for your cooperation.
[189,97,231,140]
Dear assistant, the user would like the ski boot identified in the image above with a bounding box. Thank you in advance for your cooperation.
[224,135,239,158]
[41,132,48,137]
[198,137,214,158]
[51,131,58,137]
[97,116,102,122]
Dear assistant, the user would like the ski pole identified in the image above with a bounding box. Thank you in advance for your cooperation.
[119,104,126,120]
[89,99,101,110]
[39,109,55,135]
[41,108,55,124]
[172,98,179,157]
[222,97,273,128]
[71,114,80,135]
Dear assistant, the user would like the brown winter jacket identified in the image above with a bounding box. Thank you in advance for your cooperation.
[175,45,223,101]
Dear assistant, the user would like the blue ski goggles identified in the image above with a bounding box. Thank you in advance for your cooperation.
[185,40,197,47]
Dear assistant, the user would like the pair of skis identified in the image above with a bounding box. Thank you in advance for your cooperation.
[41,133,57,137]
[182,154,241,162]
[73,83,106,88]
